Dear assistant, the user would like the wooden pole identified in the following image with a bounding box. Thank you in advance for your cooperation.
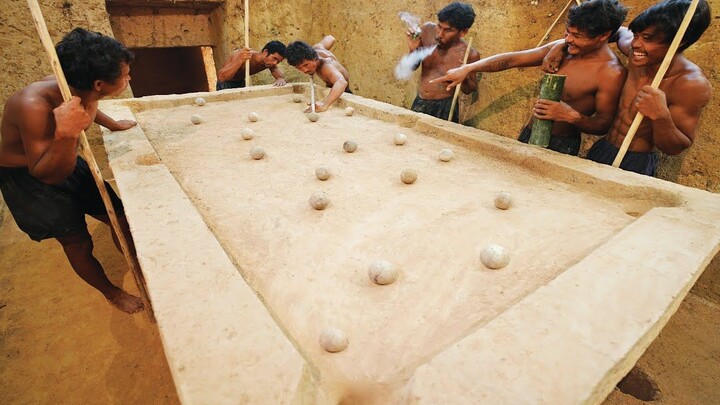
[310,76,316,114]
[535,0,577,48]
[27,0,153,319]
[612,0,700,168]
[529,73,566,147]
[448,37,473,122]
[244,0,251,86]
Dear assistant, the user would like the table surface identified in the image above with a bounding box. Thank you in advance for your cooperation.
[101,85,720,405]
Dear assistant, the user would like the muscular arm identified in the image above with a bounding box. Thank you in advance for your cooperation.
[94,110,137,131]
[217,48,251,82]
[314,64,348,112]
[19,97,90,184]
[642,76,711,155]
[614,27,632,57]
[460,48,481,94]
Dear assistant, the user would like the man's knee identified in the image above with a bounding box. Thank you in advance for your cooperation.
[57,231,94,254]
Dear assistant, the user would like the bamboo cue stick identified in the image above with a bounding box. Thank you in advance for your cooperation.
[612,0,699,167]
[244,0,251,86]
[310,76,316,114]
[448,37,473,121]
[27,0,153,319]
[535,0,576,48]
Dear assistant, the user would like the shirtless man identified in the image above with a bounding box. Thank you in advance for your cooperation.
[216,40,287,90]
[286,36,350,112]
[432,0,628,155]
[584,0,711,176]
[406,2,480,123]
[0,28,144,314]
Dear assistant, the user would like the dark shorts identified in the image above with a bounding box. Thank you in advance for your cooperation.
[517,125,581,156]
[586,137,658,176]
[216,78,246,91]
[344,86,353,94]
[0,156,124,241]
[411,95,458,123]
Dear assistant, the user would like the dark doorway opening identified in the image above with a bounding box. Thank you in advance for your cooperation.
[129,46,209,97]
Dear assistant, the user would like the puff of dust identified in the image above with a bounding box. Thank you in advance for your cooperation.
[394,46,436,81]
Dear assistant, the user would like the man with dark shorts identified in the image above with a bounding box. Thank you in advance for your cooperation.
[286,36,351,112]
[0,28,144,314]
[584,0,712,176]
[405,2,480,123]
[216,40,287,90]
[432,0,628,154]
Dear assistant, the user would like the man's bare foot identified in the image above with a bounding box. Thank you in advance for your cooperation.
[105,289,145,314]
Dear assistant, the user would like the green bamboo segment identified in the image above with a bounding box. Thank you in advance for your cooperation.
[529,74,566,148]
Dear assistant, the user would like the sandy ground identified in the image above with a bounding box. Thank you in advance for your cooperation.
[1,210,718,403]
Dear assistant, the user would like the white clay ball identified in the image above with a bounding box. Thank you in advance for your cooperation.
[315,167,331,181]
[241,128,254,140]
[368,260,398,285]
[190,114,203,125]
[394,133,408,145]
[401,169,417,184]
[248,112,259,122]
[292,94,303,103]
[344,106,355,116]
[309,191,330,210]
[438,148,454,162]
[249,146,265,160]
[343,140,358,153]
[480,244,510,269]
[494,191,512,210]
[194,97,206,106]
[319,327,349,353]
[307,112,320,122]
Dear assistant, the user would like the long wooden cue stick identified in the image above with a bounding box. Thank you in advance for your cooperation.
[448,37,473,121]
[244,0,251,86]
[310,76,316,114]
[27,0,153,318]
[612,0,699,167]
[536,0,577,48]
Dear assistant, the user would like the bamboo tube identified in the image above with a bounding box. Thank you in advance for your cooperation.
[529,74,566,147]
[27,0,153,319]
[244,0,251,86]
[612,0,699,167]
[448,37,473,122]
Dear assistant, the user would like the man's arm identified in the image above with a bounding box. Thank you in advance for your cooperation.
[217,48,253,82]
[431,41,561,90]
[460,48,481,94]
[613,27,632,57]
[641,75,711,155]
[310,64,347,112]
[19,96,90,184]
[95,110,137,131]
[534,64,627,134]
[270,66,286,86]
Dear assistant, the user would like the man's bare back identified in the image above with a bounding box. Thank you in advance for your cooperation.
[313,47,350,88]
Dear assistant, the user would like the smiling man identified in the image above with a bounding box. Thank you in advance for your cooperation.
[216,40,287,90]
[585,0,712,176]
[0,28,144,314]
[406,2,480,123]
[432,0,628,154]
[285,36,350,113]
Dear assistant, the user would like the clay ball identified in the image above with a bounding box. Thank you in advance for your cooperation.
[249,146,265,160]
[307,112,320,122]
[344,106,355,116]
[190,114,203,125]
[480,244,510,270]
[401,169,417,184]
[343,140,358,153]
[315,167,331,181]
[248,112,259,122]
[494,191,512,210]
[319,327,349,353]
[368,260,398,285]
[394,133,408,146]
[309,191,330,210]
[194,97,206,106]
[240,128,254,140]
[438,148,454,162]
[292,94,303,103]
